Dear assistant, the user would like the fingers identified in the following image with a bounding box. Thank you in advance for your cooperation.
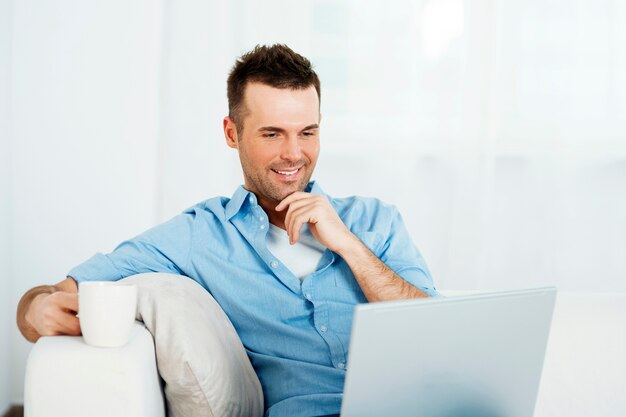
[282,195,325,244]
[277,192,345,248]
[55,312,81,336]
[52,293,81,335]
[284,197,318,234]
[275,191,310,211]
[282,194,324,227]
[36,292,80,336]
[286,202,320,244]
[52,291,79,313]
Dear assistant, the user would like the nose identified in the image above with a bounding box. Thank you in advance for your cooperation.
[280,136,302,162]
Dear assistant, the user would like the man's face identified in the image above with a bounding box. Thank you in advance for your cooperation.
[224,83,320,206]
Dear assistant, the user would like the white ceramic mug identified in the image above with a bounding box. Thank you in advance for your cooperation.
[78,281,138,348]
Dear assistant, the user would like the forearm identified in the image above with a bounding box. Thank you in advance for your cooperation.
[275,192,433,301]
[336,235,430,303]
[17,285,57,343]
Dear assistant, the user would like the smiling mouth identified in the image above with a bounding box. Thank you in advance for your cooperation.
[271,167,301,176]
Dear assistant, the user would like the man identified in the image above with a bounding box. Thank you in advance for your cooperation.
[17,44,437,416]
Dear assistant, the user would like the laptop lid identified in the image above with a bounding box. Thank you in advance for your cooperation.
[341,288,557,417]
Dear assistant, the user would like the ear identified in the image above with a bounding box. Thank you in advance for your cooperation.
[223,116,239,149]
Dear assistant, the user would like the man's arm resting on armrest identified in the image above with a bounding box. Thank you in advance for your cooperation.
[16,277,80,343]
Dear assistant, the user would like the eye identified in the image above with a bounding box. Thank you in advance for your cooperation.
[263,132,277,138]
[302,130,316,137]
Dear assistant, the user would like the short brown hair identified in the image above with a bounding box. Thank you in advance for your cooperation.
[227,44,321,133]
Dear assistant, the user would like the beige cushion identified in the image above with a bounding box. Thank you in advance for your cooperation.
[122,273,264,417]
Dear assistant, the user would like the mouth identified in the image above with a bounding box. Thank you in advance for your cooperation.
[271,167,303,180]
[272,167,302,177]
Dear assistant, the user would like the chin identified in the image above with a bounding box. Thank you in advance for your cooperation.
[271,182,308,202]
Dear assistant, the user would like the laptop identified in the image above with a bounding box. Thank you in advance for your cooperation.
[340,288,556,417]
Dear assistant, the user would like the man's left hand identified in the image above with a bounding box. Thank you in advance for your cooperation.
[275,192,357,253]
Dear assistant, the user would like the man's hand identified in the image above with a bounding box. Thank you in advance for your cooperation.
[17,277,81,342]
[276,192,429,302]
[28,292,81,337]
[275,192,357,253]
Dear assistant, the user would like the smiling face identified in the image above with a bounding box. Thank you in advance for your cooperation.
[224,82,321,207]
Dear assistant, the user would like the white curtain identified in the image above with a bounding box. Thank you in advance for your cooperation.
[4,0,626,403]
[158,0,626,292]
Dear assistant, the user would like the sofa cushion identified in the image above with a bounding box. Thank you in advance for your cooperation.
[122,273,264,417]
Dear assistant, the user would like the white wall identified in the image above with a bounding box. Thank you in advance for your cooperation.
[1,0,13,411]
[156,0,241,216]
[5,0,626,404]
[8,0,163,403]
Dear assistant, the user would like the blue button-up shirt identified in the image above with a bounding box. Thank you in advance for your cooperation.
[68,181,437,417]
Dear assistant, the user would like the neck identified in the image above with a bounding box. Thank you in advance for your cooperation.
[255,194,288,231]
[267,209,287,230]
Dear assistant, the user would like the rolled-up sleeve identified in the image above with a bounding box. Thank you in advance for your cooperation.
[377,208,439,297]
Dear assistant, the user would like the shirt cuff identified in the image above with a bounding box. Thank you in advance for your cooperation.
[395,267,440,297]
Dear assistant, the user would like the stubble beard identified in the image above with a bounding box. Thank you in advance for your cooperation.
[244,164,312,205]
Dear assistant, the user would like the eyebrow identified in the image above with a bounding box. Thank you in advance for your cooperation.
[257,124,319,133]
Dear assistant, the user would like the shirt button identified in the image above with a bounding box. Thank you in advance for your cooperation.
[259,216,264,222]
[338,362,346,369]
[320,325,328,333]
[260,224,265,230]
[304,292,312,300]
[270,260,279,269]
[249,196,255,204]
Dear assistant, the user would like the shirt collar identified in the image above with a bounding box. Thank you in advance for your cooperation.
[225,180,325,220]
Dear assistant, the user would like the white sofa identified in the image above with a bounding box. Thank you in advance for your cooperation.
[24,291,626,417]
[24,322,165,417]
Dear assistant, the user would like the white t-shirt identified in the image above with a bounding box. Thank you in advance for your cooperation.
[266,223,326,281]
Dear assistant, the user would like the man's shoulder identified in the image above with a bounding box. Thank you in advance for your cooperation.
[183,196,230,213]
[175,196,232,224]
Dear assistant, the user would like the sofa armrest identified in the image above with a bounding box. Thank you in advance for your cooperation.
[24,321,166,417]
